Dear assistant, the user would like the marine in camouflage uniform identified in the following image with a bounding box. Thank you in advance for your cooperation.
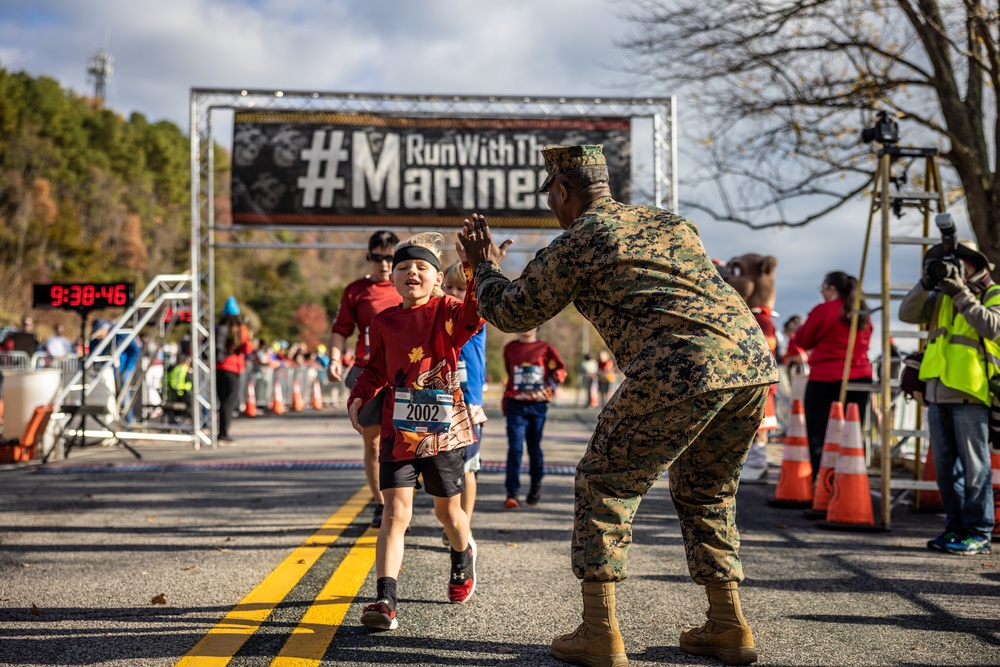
[460,144,778,666]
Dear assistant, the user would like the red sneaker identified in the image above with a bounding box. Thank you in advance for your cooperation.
[448,536,477,604]
[504,496,520,509]
[360,599,398,630]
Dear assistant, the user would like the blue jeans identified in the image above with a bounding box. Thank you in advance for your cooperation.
[505,400,548,497]
[928,402,995,539]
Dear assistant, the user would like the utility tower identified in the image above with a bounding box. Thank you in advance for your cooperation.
[87,48,113,103]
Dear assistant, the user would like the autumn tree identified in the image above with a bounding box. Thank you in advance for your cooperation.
[620,0,1000,267]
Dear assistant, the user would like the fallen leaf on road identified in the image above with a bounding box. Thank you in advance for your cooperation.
[30,604,42,616]
[497,529,511,534]
[150,594,167,605]
[20,562,32,568]
[506,542,519,547]
[497,647,516,654]
[983,562,998,568]
[297,559,309,565]
[214,547,233,553]
[181,565,197,571]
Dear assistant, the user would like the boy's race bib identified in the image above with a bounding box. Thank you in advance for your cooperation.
[392,389,453,434]
[513,364,545,392]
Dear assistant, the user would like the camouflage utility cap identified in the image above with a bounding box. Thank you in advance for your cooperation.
[538,144,607,193]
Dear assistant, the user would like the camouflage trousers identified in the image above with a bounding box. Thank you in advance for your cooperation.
[572,384,767,585]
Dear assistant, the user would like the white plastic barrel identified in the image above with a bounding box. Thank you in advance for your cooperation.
[2,369,61,441]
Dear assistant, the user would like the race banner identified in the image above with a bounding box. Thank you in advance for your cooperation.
[231,112,631,229]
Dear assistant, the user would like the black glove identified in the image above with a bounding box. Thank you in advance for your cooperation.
[919,274,936,291]
[937,274,967,297]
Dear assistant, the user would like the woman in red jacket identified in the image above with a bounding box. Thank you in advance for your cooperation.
[787,271,872,476]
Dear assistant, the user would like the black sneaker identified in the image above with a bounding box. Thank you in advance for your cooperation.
[371,504,384,528]
[448,536,477,604]
[526,485,541,506]
[360,598,398,630]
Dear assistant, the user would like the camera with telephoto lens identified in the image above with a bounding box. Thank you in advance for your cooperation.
[924,213,961,286]
[861,111,900,145]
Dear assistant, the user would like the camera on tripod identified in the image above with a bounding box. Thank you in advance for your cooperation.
[861,111,900,145]
[924,213,962,286]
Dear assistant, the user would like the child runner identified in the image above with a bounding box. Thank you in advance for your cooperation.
[502,328,566,508]
[348,232,484,631]
[440,242,488,543]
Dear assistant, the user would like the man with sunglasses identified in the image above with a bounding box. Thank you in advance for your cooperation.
[327,230,402,527]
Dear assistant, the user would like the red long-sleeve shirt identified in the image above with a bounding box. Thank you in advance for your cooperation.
[349,280,485,463]
[330,277,401,365]
[502,339,567,402]
[788,298,872,382]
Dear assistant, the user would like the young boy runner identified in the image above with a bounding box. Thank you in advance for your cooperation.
[441,245,488,543]
[502,328,566,508]
[347,232,485,631]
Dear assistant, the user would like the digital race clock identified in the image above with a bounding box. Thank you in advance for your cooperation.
[33,282,135,311]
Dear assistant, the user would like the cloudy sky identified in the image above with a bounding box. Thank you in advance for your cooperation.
[0,0,967,357]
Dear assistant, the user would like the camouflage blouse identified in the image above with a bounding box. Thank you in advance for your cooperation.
[475,197,779,419]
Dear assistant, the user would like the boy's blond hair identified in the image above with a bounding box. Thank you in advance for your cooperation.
[396,232,445,297]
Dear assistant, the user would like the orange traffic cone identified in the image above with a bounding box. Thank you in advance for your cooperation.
[805,402,843,519]
[243,381,258,418]
[916,442,944,512]
[991,448,1000,536]
[768,399,813,508]
[311,379,324,410]
[589,382,598,408]
[291,380,305,412]
[271,382,286,415]
[820,402,880,531]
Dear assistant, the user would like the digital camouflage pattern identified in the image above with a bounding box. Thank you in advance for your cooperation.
[573,385,766,583]
[538,144,607,192]
[475,197,779,416]
[474,196,779,583]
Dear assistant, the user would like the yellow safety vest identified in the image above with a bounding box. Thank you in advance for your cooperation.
[919,284,1000,405]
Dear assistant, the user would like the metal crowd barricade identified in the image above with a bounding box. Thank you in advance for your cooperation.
[0,351,32,372]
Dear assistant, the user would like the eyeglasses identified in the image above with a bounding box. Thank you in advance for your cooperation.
[369,254,393,264]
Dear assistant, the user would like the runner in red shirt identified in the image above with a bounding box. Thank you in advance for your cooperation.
[348,232,485,631]
[502,329,567,508]
[327,230,401,528]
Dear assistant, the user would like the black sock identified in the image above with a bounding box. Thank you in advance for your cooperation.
[376,577,397,608]
[451,545,472,569]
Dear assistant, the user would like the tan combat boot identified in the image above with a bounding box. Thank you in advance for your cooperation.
[679,581,757,665]
[550,581,628,667]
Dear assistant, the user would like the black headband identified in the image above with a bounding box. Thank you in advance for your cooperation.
[392,245,441,271]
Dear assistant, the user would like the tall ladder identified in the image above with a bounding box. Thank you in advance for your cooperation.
[842,145,944,530]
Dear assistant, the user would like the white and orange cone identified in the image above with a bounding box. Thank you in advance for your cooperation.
[805,402,843,519]
[291,379,305,412]
[271,382,286,415]
[820,402,879,530]
[311,379,324,410]
[243,381,258,418]
[768,399,814,508]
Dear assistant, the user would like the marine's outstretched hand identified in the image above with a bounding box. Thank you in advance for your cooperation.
[459,213,513,268]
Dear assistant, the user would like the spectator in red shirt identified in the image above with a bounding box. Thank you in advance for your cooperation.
[502,328,567,508]
[348,232,485,630]
[327,230,401,528]
[216,297,253,442]
[787,271,873,475]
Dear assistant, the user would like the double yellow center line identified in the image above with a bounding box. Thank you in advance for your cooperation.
[175,485,377,667]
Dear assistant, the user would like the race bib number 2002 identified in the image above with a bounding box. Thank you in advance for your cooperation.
[392,389,453,434]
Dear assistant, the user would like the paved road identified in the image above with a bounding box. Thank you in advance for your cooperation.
[1,408,997,666]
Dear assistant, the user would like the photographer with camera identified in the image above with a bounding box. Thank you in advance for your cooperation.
[899,213,1000,556]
